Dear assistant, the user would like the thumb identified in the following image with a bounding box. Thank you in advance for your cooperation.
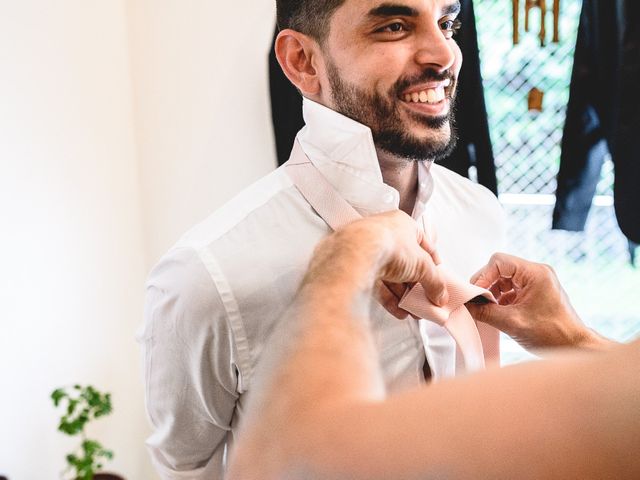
[416,256,448,306]
[467,302,515,332]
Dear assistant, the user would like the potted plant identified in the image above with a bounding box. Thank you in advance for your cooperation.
[51,385,124,480]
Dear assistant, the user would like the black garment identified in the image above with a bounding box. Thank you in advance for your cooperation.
[438,0,497,194]
[268,0,497,194]
[553,0,640,243]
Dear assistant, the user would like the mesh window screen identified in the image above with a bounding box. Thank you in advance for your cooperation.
[474,0,640,363]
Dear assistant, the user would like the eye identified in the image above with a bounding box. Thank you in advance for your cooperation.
[376,22,408,34]
[440,18,462,37]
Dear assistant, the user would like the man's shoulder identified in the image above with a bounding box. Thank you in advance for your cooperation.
[175,167,296,250]
[147,166,302,293]
[145,165,326,391]
[430,164,501,210]
[149,162,325,301]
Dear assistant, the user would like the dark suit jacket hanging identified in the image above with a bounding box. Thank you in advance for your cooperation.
[553,0,640,243]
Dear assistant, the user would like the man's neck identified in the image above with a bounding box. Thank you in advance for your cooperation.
[376,148,426,216]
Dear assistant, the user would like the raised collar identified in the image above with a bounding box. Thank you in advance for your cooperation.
[296,98,434,219]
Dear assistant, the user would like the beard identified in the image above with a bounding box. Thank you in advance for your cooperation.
[326,58,458,162]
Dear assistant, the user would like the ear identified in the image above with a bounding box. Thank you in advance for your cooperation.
[274,29,322,96]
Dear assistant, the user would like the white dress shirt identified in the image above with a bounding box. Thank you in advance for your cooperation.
[139,98,506,479]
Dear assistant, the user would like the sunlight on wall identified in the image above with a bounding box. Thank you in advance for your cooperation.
[0,1,278,478]
[0,1,150,478]
[126,0,277,267]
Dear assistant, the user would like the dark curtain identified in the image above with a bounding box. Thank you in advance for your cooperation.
[268,0,498,195]
[553,0,640,244]
[438,0,497,194]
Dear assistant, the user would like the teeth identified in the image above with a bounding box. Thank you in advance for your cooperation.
[403,87,447,104]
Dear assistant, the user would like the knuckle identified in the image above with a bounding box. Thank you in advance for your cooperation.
[417,260,431,277]
[540,263,556,276]
[491,252,504,263]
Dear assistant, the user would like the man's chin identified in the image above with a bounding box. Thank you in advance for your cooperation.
[402,119,452,145]
[374,132,456,162]
[373,112,457,161]
[406,110,451,130]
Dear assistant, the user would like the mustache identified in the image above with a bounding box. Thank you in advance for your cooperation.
[393,69,456,96]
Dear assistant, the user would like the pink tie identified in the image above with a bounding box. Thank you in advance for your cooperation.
[285,141,500,373]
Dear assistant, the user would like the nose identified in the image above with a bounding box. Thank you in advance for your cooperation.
[413,24,457,73]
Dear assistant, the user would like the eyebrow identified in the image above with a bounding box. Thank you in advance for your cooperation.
[367,1,461,19]
[367,3,419,18]
[442,1,461,16]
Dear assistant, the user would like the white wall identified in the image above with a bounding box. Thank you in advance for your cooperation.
[127,0,277,266]
[0,1,278,478]
[0,1,152,478]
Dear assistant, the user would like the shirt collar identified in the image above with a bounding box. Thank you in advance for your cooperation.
[296,98,435,218]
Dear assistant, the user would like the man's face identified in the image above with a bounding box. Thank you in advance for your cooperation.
[319,0,463,161]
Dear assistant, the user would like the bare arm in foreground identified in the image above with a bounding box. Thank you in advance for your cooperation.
[227,212,640,480]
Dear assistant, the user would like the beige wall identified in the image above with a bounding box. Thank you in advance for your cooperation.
[0,1,277,478]
[0,1,151,478]
[127,0,277,266]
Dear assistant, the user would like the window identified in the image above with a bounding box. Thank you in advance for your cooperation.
[475,0,640,363]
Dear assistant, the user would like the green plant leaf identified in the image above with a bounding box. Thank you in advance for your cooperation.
[51,388,67,406]
[82,439,102,455]
[53,384,115,475]
[102,449,114,460]
[67,398,78,416]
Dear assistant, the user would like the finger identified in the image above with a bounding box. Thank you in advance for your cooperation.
[496,277,514,295]
[418,232,441,265]
[487,277,513,301]
[498,290,518,306]
[471,263,501,289]
[467,303,517,333]
[471,253,519,288]
[384,281,408,301]
[415,254,448,306]
[489,282,503,301]
[375,281,410,320]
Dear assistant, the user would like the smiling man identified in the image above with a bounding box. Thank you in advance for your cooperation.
[140,1,505,478]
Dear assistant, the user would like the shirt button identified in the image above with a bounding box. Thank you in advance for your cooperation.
[383,193,395,204]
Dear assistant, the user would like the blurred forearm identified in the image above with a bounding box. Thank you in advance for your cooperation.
[227,222,391,479]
